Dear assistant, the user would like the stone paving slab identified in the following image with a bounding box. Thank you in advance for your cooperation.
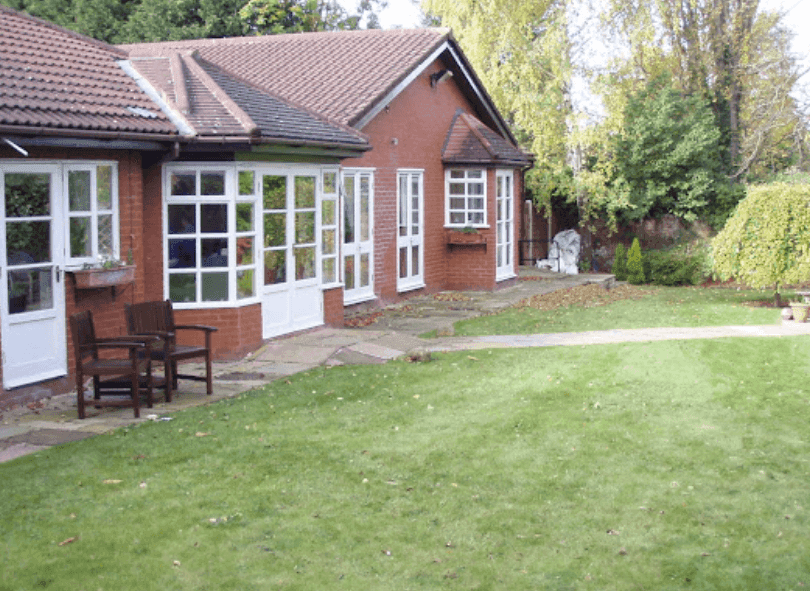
[0,443,49,463]
[345,341,407,361]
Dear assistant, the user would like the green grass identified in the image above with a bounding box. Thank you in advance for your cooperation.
[453,286,786,336]
[3,337,810,590]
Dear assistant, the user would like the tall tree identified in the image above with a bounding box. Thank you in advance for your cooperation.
[422,0,573,208]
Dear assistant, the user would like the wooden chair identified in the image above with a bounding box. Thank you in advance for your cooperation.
[124,300,217,401]
[70,310,155,419]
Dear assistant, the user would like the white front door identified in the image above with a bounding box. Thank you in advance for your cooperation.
[260,170,323,338]
[1,165,67,388]
[397,170,424,292]
[342,170,374,304]
[496,170,516,281]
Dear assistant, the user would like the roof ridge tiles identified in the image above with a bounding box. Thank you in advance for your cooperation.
[180,52,258,136]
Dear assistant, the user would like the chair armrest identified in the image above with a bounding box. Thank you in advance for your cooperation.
[98,335,161,345]
[126,331,174,340]
[91,341,149,352]
[174,324,218,333]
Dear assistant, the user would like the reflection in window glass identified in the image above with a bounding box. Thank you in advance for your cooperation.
[97,165,113,209]
[68,171,91,211]
[238,170,254,196]
[344,254,355,290]
[237,237,253,265]
[295,176,315,208]
[202,272,228,301]
[263,176,286,209]
[70,218,91,257]
[322,230,336,255]
[322,200,335,225]
[169,273,196,302]
[201,238,228,267]
[6,221,50,264]
[295,247,316,280]
[323,171,336,194]
[201,204,227,233]
[169,238,196,268]
[171,172,196,196]
[295,211,315,244]
[201,172,225,195]
[360,253,370,287]
[322,258,335,284]
[236,203,253,232]
[264,250,286,285]
[7,268,53,314]
[98,214,113,257]
[168,204,196,234]
[237,269,254,299]
[5,173,50,218]
[264,213,286,247]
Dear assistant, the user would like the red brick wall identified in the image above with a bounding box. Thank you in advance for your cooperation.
[174,304,262,361]
[341,60,526,301]
[323,287,344,327]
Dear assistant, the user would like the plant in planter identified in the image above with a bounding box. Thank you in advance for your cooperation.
[789,301,810,323]
[72,255,135,289]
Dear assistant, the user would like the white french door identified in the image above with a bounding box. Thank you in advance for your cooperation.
[397,170,424,292]
[260,169,323,338]
[496,170,516,281]
[342,170,374,304]
[1,164,67,388]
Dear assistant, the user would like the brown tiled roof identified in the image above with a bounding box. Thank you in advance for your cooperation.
[0,6,176,138]
[121,28,450,128]
[443,110,533,166]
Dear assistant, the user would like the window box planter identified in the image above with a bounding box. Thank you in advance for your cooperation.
[446,229,487,245]
[71,265,136,290]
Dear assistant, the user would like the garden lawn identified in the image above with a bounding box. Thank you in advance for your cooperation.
[453,285,787,336]
[3,337,810,590]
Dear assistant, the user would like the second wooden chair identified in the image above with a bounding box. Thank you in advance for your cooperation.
[124,300,218,402]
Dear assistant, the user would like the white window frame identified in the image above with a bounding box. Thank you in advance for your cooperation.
[164,165,262,309]
[445,168,487,228]
[64,162,119,269]
[341,168,375,305]
[320,168,341,289]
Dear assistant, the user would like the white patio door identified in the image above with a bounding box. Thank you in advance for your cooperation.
[1,165,67,388]
[397,170,424,292]
[496,170,516,281]
[342,170,374,304]
[260,170,323,338]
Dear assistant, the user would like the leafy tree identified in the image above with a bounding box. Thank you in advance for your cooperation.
[712,183,810,302]
[422,0,572,210]
[610,75,739,225]
[3,0,384,43]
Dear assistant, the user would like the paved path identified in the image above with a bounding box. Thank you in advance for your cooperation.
[2,269,809,464]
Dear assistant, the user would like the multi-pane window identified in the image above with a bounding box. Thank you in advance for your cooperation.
[236,170,256,299]
[66,164,117,267]
[320,170,339,286]
[166,169,231,303]
[446,169,486,227]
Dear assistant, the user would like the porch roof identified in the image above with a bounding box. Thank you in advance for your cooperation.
[0,6,177,140]
[443,110,533,167]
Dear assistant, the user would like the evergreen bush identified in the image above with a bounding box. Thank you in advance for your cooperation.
[647,249,705,286]
[612,243,628,281]
[627,238,646,284]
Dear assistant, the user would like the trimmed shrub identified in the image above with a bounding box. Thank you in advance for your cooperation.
[612,243,628,280]
[647,249,706,286]
[627,238,645,284]
[713,183,810,289]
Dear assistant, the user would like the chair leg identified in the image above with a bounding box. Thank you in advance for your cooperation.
[206,351,213,395]
[131,368,140,419]
[163,358,173,403]
[77,371,86,420]
[145,359,154,409]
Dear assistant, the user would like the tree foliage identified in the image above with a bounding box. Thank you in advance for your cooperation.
[611,75,735,224]
[712,183,810,290]
[422,0,572,208]
[2,0,383,43]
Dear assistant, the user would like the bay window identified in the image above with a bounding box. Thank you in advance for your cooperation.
[446,168,486,227]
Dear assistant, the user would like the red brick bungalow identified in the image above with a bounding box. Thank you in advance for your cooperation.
[0,6,532,408]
